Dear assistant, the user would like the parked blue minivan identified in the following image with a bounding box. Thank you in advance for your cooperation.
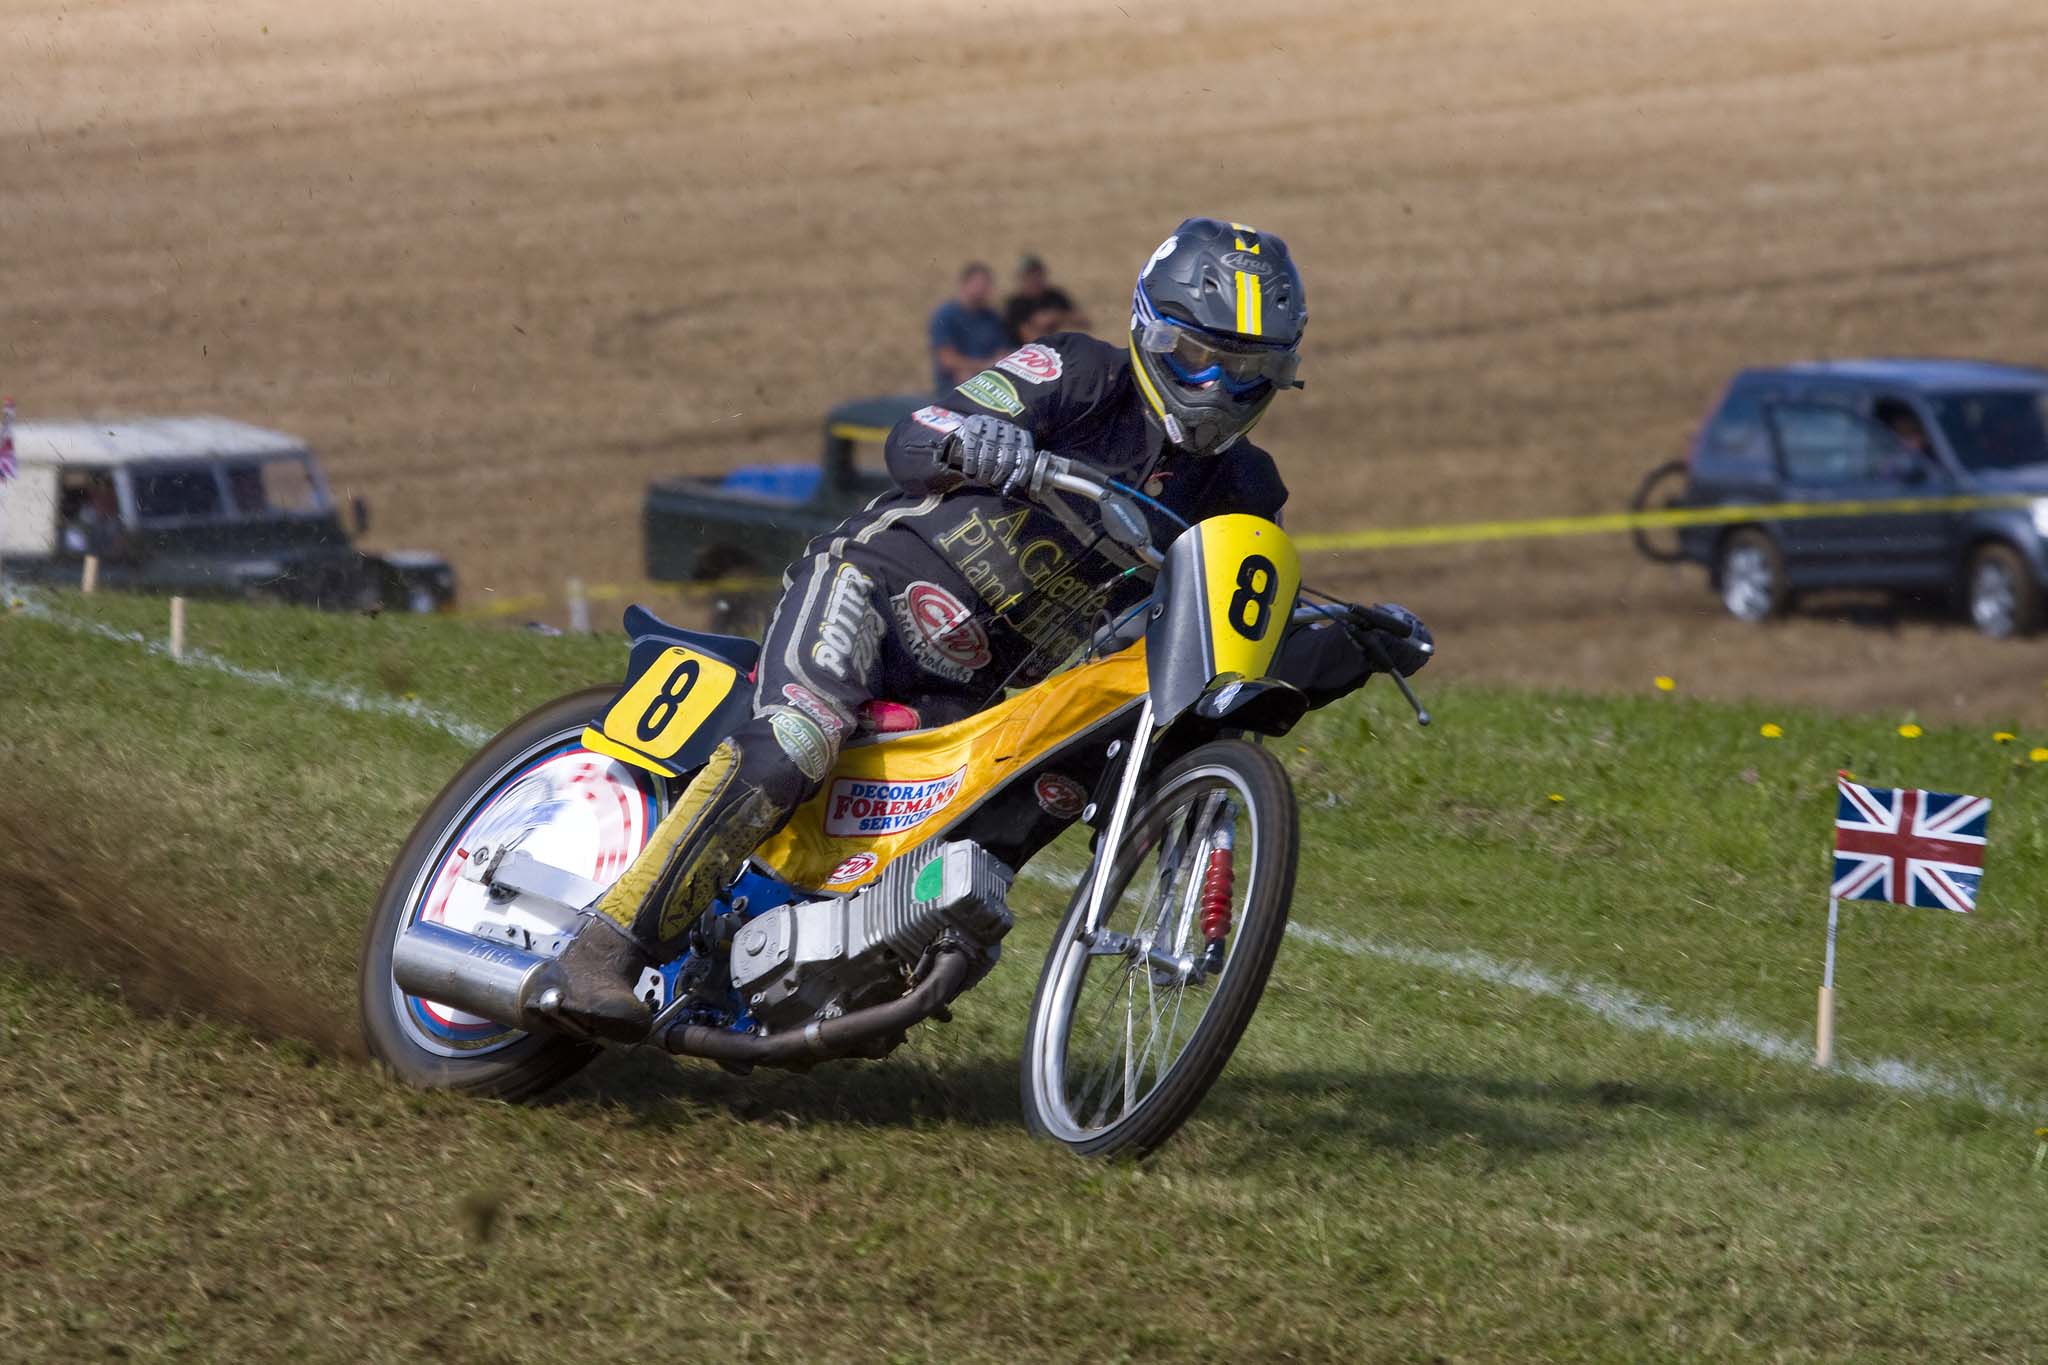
[1667,359,2048,637]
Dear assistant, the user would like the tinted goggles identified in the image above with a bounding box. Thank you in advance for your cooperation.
[1138,319,1301,394]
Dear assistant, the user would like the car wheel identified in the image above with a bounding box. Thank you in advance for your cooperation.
[1717,529,1787,623]
[1964,543,2041,639]
[1628,459,1691,565]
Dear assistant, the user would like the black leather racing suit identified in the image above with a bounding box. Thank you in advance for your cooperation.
[589,333,1291,956]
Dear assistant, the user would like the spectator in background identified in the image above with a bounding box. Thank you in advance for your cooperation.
[1004,253,1090,343]
[928,262,1011,393]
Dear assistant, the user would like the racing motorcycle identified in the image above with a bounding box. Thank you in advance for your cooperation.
[357,454,1427,1157]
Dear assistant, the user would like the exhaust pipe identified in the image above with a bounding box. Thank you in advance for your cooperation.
[394,919,977,1064]
[391,920,552,1031]
[663,947,973,1065]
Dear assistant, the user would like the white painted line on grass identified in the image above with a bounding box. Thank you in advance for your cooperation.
[4,583,493,747]
[1287,923,2031,1116]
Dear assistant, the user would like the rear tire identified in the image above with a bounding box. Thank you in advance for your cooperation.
[357,687,665,1099]
[1964,542,2041,639]
[1020,739,1297,1158]
[1628,459,1691,564]
[1717,528,1789,623]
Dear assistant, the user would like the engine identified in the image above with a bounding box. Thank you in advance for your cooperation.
[728,840,1014,1031]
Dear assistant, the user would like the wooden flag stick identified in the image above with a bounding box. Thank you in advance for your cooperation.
[81,554,99,594]
[1815,896,1840,1068]
[169,596,187,660]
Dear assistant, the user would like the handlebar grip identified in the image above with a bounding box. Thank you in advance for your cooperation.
[1350,604,1414,638]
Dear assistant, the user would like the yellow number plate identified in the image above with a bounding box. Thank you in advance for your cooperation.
[1197,514,1301,680]
[593,646,740,764]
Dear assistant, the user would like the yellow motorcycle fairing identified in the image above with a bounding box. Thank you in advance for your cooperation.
[752,643,1149,892]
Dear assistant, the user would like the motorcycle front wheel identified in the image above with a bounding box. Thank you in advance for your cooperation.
[356,687,668,1099]
[1020,738,1298,1158]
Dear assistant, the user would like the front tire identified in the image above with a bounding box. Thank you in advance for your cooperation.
[1964,543,2041,639]
[357,687,667,1099]
[1020,739,1297,1158]
[1717,528,1789,623]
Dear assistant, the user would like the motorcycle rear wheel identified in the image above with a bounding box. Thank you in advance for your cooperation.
[357,687,667,1099]
[1020,738,1297,1158]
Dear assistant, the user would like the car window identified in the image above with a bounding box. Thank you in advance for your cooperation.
[223,456,325,515]
[1929,390,2048,472]
[1702,387,1770,464]
[1769,404,1911,485]
[131,466,225,521]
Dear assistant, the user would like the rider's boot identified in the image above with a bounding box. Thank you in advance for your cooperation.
[535,913,656,1042]
[526,734,810,1040]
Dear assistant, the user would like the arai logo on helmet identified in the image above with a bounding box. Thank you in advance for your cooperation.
[1219,250,1273,276]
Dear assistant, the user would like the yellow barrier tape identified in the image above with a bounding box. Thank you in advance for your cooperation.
[458,492,2039,621]
[1293,493,2037,553]
[458,572,783,620]
[827,422,893,443]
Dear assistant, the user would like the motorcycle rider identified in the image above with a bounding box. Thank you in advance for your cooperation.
[530,216,1434,1041]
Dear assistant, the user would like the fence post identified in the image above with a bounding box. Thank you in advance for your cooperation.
[82,555,99,594]
[169,596,187,660]
[566,577,591,635]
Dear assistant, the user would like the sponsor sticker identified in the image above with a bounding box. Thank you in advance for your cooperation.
[770,711,832,783]
[824,769,966,838]
[810,562,882,683]
[1033,772,1087,822]
[824,852,878,886]
[895,580,992,679]
[995,343,1062,385]
[912,405,963,435]
[956,370,1024,417]
[780,682,848,738]
[1220,250,1273,276]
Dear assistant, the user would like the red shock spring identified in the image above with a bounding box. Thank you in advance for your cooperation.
[1200,838,1235,946]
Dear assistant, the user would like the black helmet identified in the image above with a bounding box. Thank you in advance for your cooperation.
[1129,217,1306,455]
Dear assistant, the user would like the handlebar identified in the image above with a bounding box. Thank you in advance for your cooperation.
[1348,603,1416,639]
[1036,450,1432,724]
[1034,454,1168,570]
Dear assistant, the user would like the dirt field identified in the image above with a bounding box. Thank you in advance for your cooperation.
[7,0,2048,721]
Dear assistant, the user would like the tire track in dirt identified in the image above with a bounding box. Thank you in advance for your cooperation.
[0,807,362,1060]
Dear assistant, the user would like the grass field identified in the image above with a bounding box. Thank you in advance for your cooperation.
[6,589,2048,1361]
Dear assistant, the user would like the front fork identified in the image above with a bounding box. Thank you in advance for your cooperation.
[1077,700,1238,985]
[1079,696,1155,941]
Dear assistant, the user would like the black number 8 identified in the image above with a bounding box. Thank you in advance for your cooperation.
[1227,554,1278,640]
[635,658,701,742]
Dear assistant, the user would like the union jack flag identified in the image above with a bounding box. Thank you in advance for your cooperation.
[0,397,15,482]
[1832,775,1989,913]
